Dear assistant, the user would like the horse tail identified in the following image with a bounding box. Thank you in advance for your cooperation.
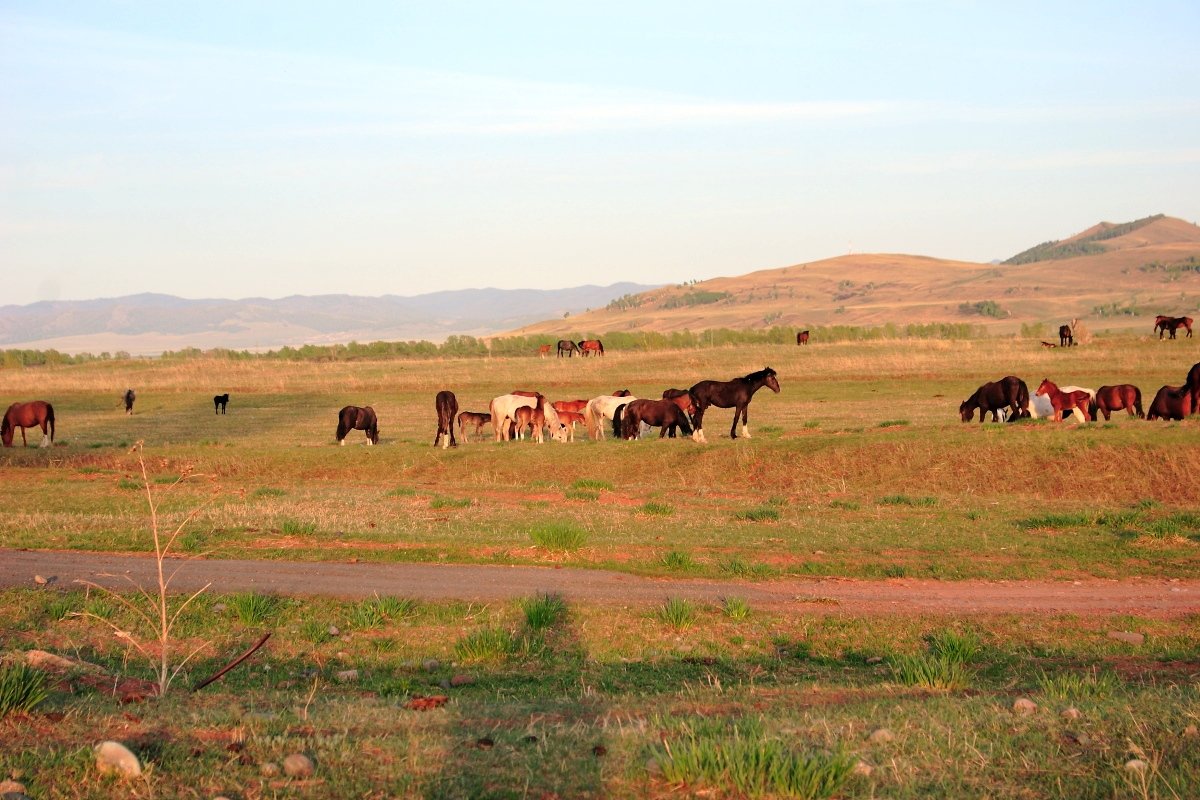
[612,403,626,438]
[1014,380,1030,422]
[597,340,605,355]
[47,403,55,443]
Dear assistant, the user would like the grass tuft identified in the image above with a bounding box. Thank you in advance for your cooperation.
[350,595,418,629]
[639,501,674,516]
[279,518,317,535]
[926,628,982,664]
[455,626,518,663]
[721,596,751,620]
[0,663,49,718]
[660,550,696,571]
[226,592,283,626]
[571,478,613,491]
[878,494,938,507]
[656,597,697,629]
[520,593,567,630]
[734,506,781,522]
[252,487,287,498]
[889,653,970,690]
[1035,667,1121,700]
[430,496,471,510]
[529,522,588,551]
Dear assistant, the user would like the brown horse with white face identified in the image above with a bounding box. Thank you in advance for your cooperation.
[2,401,55,448]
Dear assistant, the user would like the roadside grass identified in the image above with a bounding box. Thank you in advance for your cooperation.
[2,587,1198,798]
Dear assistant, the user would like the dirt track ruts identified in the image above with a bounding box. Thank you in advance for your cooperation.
[1,549,1197,616]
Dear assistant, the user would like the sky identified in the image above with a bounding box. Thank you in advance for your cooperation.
[2,1,1198,305]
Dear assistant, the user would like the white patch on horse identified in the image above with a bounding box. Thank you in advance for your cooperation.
[39,434,50,448]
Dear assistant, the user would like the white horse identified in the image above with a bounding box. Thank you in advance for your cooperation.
[490,394,567,444]
[584,395,639,440]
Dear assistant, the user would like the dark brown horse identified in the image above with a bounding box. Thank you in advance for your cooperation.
[1157,316,1194,340]
[1035,379,1092,422]
[620,397,694,440]
[1188,362,1200,411]
[959,376,1030,423]
[1058,324,1074,347]
[2,401,55,448]
[213,394,229,414]
[1093,385,1143,420]
[557,339,580,358]
[457,411,492,443]
[578,339,604,357]
[123,389,136,415]
[1146,385,1193,421]
[689,367,780,442]
[336,405,379,445]
[434,390,458,449]
[796,330,810,345]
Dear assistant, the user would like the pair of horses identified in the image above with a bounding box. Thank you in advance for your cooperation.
[1154,315,1194,340]
[556,339,604,357]
[2,401,55,448]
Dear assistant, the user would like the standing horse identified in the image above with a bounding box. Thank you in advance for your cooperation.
[1092,385,1143,420]
[457,411,491,443]
[578,339,605,357]
[123,389,136,415]
[1146,385,1193,421]
[796,330,810,346]
[960,376,1030,423]
[689,367,780,442]
[557,339,580,358]
[434,390,458,449]
[538,344,552,358]
[620,396,694,440]
[2,401,55,448]
[213,394,229,414]
[556,409,584,441]
[336,405,379,445]
[584,393,640,440]
[1161,316,1194,340]
[1035,379,1092,422]
[1058,324,1074,347]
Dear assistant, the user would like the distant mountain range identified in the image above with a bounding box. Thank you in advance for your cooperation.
[0,284,659,355]
[509,215,1200,337]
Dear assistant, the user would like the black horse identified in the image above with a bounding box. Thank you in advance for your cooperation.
[688,367,780,442]
[213,394,229,415]
[1058,324,1074,347]
[337,405,379,445]
[959,376,1029,423]
[123,389,136,415]
[434,390,458,448]
[557,339,580,358]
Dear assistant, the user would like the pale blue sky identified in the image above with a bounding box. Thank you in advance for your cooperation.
[3,1,1198,304]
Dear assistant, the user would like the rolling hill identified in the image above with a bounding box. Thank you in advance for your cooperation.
[507,215,1200,338]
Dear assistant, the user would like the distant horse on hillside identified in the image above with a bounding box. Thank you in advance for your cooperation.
[578,339,605,357]
[1093,385,1143,420]
[796,330,810,345]
[123,389,136,415]
[689,367,780,442]
[960,376,1030,423]
[557,339,580,358]
[457,411,492,443]
[434,390,458,449]
[336,405,379,445]
[538,344,552,358]
[1058,324,1075,347]
[213,394,229,415]
[2,401,55,448]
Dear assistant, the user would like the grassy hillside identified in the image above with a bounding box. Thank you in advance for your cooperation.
[510,216,1200,338]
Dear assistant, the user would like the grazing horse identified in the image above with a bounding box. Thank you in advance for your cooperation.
[123,389,136,415]
[552,399,589,415]
[578,339,605,357]
[584,394,640,440]
[960,376,1030,423]
[457,411,492,443]
[336,405,379,445]
[538,344,552,358]
[796,330,810,346]
[689,367,780,442]
[433,390,458,449]
[1146,385,1193,421]
[1058,324,1074,347]
[213,394,229,414]
[1035,379,1092,422]
[620,397,695,440]
[1188,362,1200,411]
[556,409,585,441]
[557,339,580,358]
[2,401,55,448]
[1157,316,1194,340]
[1093,385,1143,420]
[491,394,567,443]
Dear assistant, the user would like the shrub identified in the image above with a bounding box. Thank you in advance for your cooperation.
[0,663,49,718]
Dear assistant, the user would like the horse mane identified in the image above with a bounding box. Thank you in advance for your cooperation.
[742,367,776,383]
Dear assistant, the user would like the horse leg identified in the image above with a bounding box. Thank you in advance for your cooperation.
[741,406,751,438]
[692,405,707,443]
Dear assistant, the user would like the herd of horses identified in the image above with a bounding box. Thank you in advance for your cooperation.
[960,362,1200,424]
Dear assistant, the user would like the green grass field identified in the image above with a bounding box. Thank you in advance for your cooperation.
[1,337,1199,798]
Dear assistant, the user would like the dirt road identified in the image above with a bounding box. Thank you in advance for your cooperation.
[2,549,1197,616]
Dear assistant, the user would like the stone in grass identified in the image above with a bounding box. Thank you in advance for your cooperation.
[259,762,280,777]
[1125,759,1148,773]
[282,753,315,779]
[852,760,873,777]
[1060,707,1081,720]
[1107,630,1145,645]
[1184,724,1198,738]
[423,659,441,672]
[449,674,475,687]
[0,780,29,796]
[334,669,359,683]
[867,728,894,744]
[94,740,142,777]
[1012,697,1038,716]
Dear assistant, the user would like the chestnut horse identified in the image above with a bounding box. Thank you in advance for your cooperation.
[1146,385,1193,421]
[960,376,1030,423]
[1035,379,1092,422]
[123,389,136,415]
[336,405,379,445]
[457,411,491,443]
[1093,385,1143,420]
[434,390,458,449]
[689,367,780,442]
[2,401,55,448]
[552,399,589,415]
[578,339,605,357]
[538,344,552,358]
[796,330,810,345]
